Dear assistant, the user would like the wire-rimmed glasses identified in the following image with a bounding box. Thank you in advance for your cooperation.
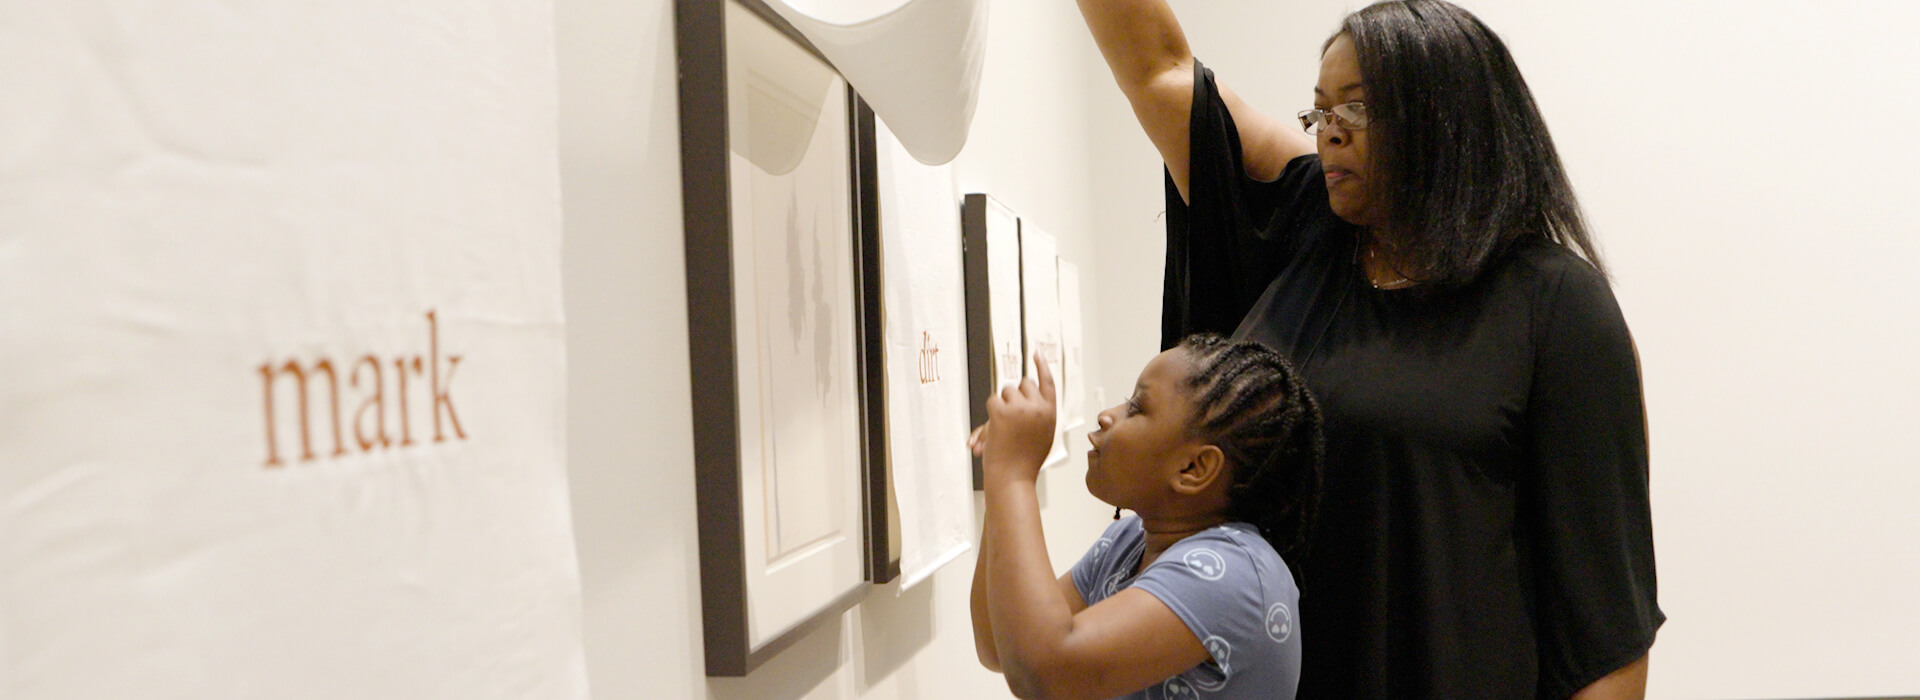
[1297,102,1370,135]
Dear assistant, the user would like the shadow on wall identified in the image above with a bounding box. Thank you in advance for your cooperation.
[856,576,938,691]
[558,0,708,695]
[704,577,938,700]
[707,620,842,700]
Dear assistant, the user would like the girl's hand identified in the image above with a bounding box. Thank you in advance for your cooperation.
[980,352,1057,483]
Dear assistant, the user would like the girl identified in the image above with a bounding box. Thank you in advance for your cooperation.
[969,334,1323,699]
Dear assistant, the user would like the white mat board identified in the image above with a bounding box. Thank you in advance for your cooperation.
[1019,221,1067,468]
[725,1,868,648]
[874,119,975,589]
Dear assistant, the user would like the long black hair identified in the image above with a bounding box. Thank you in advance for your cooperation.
[1333,0,1604,285]
[1178,334,1324,582]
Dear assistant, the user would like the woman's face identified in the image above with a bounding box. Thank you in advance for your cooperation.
[1085,348,1205,510]
[1316,34,1385,228]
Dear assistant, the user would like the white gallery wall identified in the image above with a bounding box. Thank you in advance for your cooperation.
[9,0,1906,697]
[555,0,1118,698]
[1088,1,1920,698]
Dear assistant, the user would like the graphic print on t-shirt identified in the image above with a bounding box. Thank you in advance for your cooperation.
[1202,635,1233,675]
[1162,676,1198,699]
[1183,548,1227,580]
[1069,517,1302,699]
[1192,635,1234,691]
[1265,602,1293,643]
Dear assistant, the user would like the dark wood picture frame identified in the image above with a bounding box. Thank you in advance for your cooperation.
[675,0,888,676]
[851,98,902,585]
[961,193,1026,489]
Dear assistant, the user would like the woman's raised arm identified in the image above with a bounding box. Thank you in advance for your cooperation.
[1074,0,1312,201]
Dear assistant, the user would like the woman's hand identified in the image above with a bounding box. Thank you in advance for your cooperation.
[978,352,1058,484]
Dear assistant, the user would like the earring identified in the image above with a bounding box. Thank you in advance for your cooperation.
[1113,507,1122,521]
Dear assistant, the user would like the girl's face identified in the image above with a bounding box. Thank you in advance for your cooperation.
[1085,348,1206,510]
[1316,33,1386,228]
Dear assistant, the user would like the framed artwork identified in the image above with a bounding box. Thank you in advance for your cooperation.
[677,0,872,677]
[1058,259,1088,432]
[857,112,975,589]
[1019,220,1068,469]
[961,193,1026,488]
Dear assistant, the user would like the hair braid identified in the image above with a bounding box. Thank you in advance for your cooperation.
[1177,334,1326,584]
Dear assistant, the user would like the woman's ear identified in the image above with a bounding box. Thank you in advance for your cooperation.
[1171,444,1227,495]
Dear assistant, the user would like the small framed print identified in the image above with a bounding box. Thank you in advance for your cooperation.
[961,192,1025,488]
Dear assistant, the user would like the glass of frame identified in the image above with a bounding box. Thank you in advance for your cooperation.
[677,0,871,677]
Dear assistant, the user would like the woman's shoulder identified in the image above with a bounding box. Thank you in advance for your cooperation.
[1498,236,1599,281]
[1487,236,1630,339]
[1249,153,1349,248]
[1482,235,1614,304]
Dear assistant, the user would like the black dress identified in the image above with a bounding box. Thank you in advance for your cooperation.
[1165,61,1664,699]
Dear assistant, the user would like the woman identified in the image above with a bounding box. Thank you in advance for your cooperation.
[1074,0,1664,697]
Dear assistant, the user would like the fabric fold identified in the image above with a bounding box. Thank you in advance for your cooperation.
[761,0,987,165]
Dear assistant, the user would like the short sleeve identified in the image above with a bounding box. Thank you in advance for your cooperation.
[1162,60,1336,350]
[1523,262,1665,698]
[1070,518,1136,604]
[1128,532,1295,681]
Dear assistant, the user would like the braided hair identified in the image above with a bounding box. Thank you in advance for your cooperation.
[1177,334,1325,581]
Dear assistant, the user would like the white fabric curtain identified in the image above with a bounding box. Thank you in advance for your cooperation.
[0,3,588,697]
[761,0,989,165]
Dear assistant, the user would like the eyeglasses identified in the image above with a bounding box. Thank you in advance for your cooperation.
[1296,102,1370,135]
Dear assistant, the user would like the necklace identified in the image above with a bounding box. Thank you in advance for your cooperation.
[1363,240,1416,290]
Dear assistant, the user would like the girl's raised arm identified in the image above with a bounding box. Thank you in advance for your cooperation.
[975,360,1213,699]
[1074,0,1313,201]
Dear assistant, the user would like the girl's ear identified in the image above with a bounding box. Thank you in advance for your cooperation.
[1171,444,1227,495]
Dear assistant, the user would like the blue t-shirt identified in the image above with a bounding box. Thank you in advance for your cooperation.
[1069,516,1301,700]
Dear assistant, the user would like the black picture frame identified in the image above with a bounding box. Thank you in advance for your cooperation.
[675,0,883,677]
[961,193,1026,489]
[851,98,902,585]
